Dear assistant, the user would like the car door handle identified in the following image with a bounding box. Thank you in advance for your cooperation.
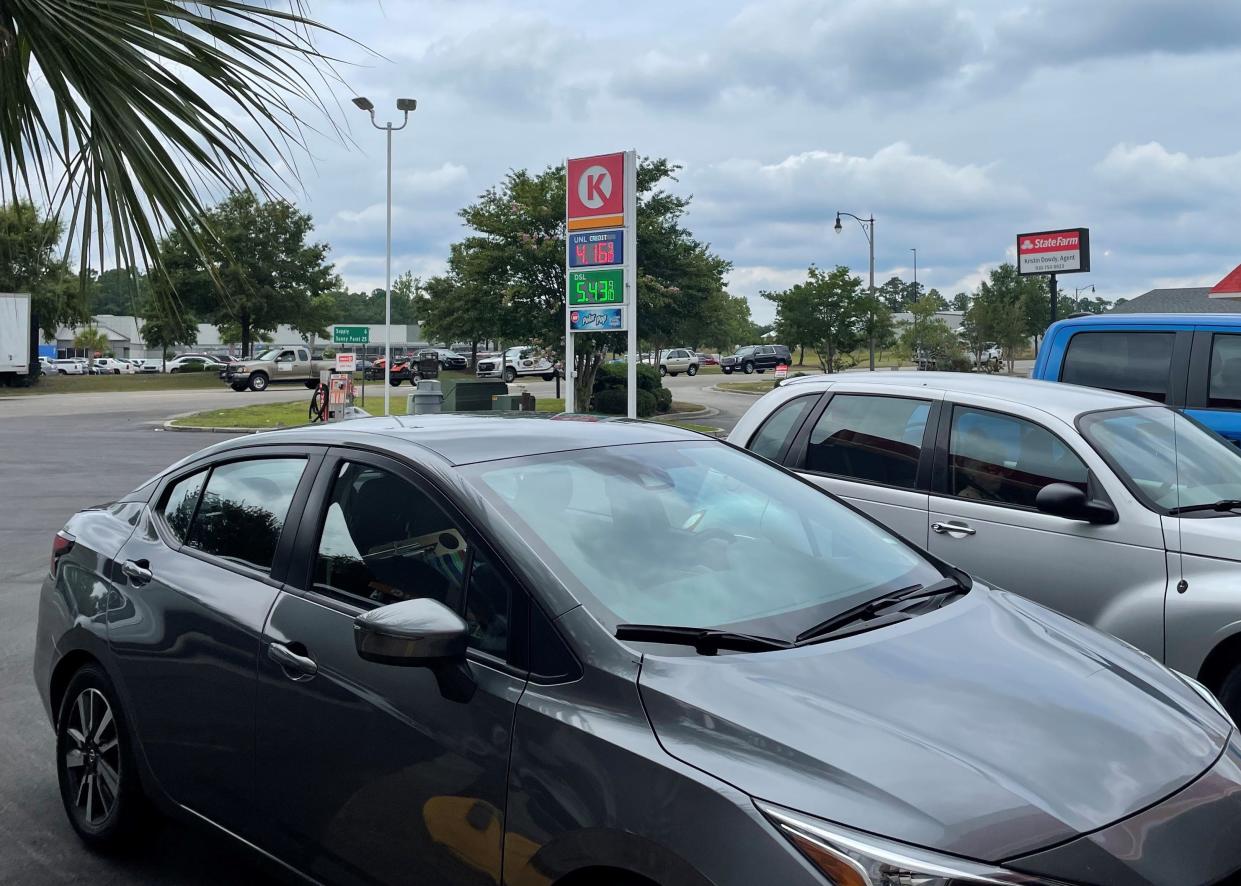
[932,521,977,537]
[121,559,153,585]
[268,642,318,679]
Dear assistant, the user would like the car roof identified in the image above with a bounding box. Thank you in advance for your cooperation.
[779,371,1154,419]
[1049,312,1241,328]
[208,412,708,466]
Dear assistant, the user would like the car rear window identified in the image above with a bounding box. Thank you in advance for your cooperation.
[1209,334,1241,409]
[803,395,931,489]
[1060,331,1175,402]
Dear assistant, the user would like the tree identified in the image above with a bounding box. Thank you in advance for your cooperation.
[139,297,198,371]
[765,265,866,372]
[877,276,911,312]
[1,1,349,296]
[416,274,502,365]
[92,268,150,316]
[950,291,971,312]
[156,192,338,357]
[73,326,110,369]
[0,201,90,338]
[966,264,1039,371]
[900,295,961,365]
[923,287,948,311]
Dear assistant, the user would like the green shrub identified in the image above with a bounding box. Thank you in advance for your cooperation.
[593,387,658,417]
[636,389,657,417]
[654,387,673,413]
[594,361,661,393]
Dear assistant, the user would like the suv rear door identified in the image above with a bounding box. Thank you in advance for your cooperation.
[1186,327,1241,446]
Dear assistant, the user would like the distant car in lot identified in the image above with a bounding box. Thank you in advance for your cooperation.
[223,347,334,391]
[421,347,468,371]
[720,344,791,375]
[659,348,699,377]
[50,359,86,375]
[38,356,55,374]
[698,352,720,366]
[129,359,160,374]
[165,355,223,374]
[35,414,1241,885]
[1033,312,1241,447]
[90,357,136,375]
[476,346,556,382]
[731,371,1241,720]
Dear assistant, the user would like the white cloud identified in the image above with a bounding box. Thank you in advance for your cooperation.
[1096,142,1241,208]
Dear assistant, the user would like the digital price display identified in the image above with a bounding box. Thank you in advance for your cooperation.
[569,230,623,268]
[568,268,624,305]
[569,307,625,331]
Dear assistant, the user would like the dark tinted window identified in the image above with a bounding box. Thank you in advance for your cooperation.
[805,395,930,489]
[1061,331,1175,402]
[948,408,1088,507]
[162,470,207,543]
[529,603,579,681]
[1209,334,1241,409]
[749,395,816,461]
[186,459,305,570]
[464,550,513,657]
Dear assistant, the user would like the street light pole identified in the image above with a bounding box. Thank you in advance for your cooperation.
[835,211,876,370]
[353,96,416,417]
[910,248,917,294]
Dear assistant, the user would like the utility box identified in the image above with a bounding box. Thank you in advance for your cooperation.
[442,379,508,412]
[492,394,521,411]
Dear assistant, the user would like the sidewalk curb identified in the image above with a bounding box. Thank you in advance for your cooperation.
[707,384,771,397]
[162,413,274,434]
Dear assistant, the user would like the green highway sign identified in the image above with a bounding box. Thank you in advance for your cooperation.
[332,325,369,344]
[568,268,624,306]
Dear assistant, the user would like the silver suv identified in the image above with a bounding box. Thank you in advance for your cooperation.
[658,348,699,377]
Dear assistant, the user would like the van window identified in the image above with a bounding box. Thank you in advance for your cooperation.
[748,395,817,461]
[804,395,930,489]
[1060,331,1175,402]
[948,408,1088,507]
[1209,334,1241,409]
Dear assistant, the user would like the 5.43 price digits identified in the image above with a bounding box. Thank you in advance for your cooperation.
[568,269,624,305]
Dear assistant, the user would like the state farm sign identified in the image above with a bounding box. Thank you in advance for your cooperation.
[1016,227,1090,275]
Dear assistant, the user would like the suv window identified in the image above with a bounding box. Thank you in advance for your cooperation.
[297,349,309,361]
[749,395,817,461]
[186,459,306,570]
[1209,334,1241,409]
[313,461,511,655]
[162,470,207,543]
[948,408,1088,507]
[804,395,930,488]
[758,346,774,356]
[1061,331,1176,402]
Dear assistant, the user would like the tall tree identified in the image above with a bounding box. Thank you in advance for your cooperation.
[0,201,89,338]
[900,295,961,365]
[877,276,910,312]
[416,274,501,364]
[92,268,150,316]
[966,263,1039,371]
[765,265,866,372]
[156,192,337,357]
[139,296,197,371]
[72,326,109,369]
[950,291,971,312]
[0,1,350,296]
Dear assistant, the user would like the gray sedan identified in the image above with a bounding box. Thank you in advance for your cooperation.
[34,414,1241,885]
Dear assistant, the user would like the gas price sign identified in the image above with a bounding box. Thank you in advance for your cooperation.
[568,268,624,305]
[569,230,623,268]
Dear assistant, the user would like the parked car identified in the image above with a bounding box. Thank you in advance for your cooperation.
[1033,312,1241,447]
[422,347,469,371]
[165,355,223,374]
[720,344,791,375]
[91,357,136,375]
[129,359,160,374]
[659,348,700,377]
[49,358,86,375]
[476,346,557,382]
[698,352,720,366]
[730,371,1241,719]
[38,355,55,374]
[222,346,335,392]
[35,414,1241,885]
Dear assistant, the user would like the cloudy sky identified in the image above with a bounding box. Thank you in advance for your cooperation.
[287,0,1241,323]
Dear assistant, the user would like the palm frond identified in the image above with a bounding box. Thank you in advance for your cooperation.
[0,0,357,312]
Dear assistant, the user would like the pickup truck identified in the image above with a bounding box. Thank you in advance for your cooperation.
[1032,312,1241,446]
[223,345,334,392]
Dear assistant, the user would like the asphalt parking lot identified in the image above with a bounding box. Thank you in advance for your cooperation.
[0,378,754,884]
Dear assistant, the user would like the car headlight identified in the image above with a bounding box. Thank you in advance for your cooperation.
[1174,670,1237,729]
[757,801,1069,886]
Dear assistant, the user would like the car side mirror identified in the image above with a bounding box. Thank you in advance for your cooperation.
[354,598,476,702]
[1035,483,1117,525]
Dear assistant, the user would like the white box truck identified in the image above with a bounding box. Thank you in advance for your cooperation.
[1,293,34,387]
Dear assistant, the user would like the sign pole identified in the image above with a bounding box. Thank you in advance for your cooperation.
[564,160,575,413]
[625,150,637,419]
[1049,273,1058,325]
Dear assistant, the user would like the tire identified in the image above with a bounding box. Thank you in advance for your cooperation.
[248,372,269,392]
[722,367,733,375]
[230,383,247,392]
[659,365,667,377]
[389,377,402,387]
[169,368,178,374]
[743,361,755,375]
[502,367,517,383]
[58,369,67,375]
[1218,663,1241,725]
[687,365,698,377]
[304,380,318,390]
[56,665,148,852]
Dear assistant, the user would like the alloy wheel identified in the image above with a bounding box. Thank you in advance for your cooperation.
[63,688,121,829]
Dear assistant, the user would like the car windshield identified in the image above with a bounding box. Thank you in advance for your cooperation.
[1079,407,1241,512]
[254,348,281,361]
[462,441,941,638]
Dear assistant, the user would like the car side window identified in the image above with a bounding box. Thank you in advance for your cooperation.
[161,470,208,543]
[948,408,1088,507]
[748,395,817,462]
[1061,331,1176,402]
[1208,334,1241,409]
[186,458,306,571]
[297,348,309,361]
[804,395,930,489]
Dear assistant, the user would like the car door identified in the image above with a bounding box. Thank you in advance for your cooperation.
[108,447,319,837]
[784,387,942,546]
[1186,328,1241,447]
[926,398,1169,657]
[255,448,526,886]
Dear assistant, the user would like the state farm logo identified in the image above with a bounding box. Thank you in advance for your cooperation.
[1021,233,1080,252]
[578,165,612,209]
[1021,239,1034,251]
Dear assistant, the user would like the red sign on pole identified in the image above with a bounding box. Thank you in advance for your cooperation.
[567,153,625,230]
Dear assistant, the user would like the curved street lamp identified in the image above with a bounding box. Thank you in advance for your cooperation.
[835,211,876,371]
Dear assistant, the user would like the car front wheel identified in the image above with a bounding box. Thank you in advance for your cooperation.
[743,361,755,374]
[57,665,147,851]
[503,367,517,383]
[659,365,667,377]
[248,372,269,392]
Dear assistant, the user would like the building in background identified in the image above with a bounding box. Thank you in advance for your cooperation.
[1108,288,1239,315]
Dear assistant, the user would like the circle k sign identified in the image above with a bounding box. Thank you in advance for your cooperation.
[568,152,624,224]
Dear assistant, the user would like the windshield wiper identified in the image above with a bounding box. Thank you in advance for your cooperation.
[794,576,970,646]
[615,624,793,655]
[1166,499,1241,516]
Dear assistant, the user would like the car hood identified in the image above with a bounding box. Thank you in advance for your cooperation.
[637,589,1230,862]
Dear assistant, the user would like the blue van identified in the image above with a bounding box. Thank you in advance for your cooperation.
[1032,313,1241,445]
